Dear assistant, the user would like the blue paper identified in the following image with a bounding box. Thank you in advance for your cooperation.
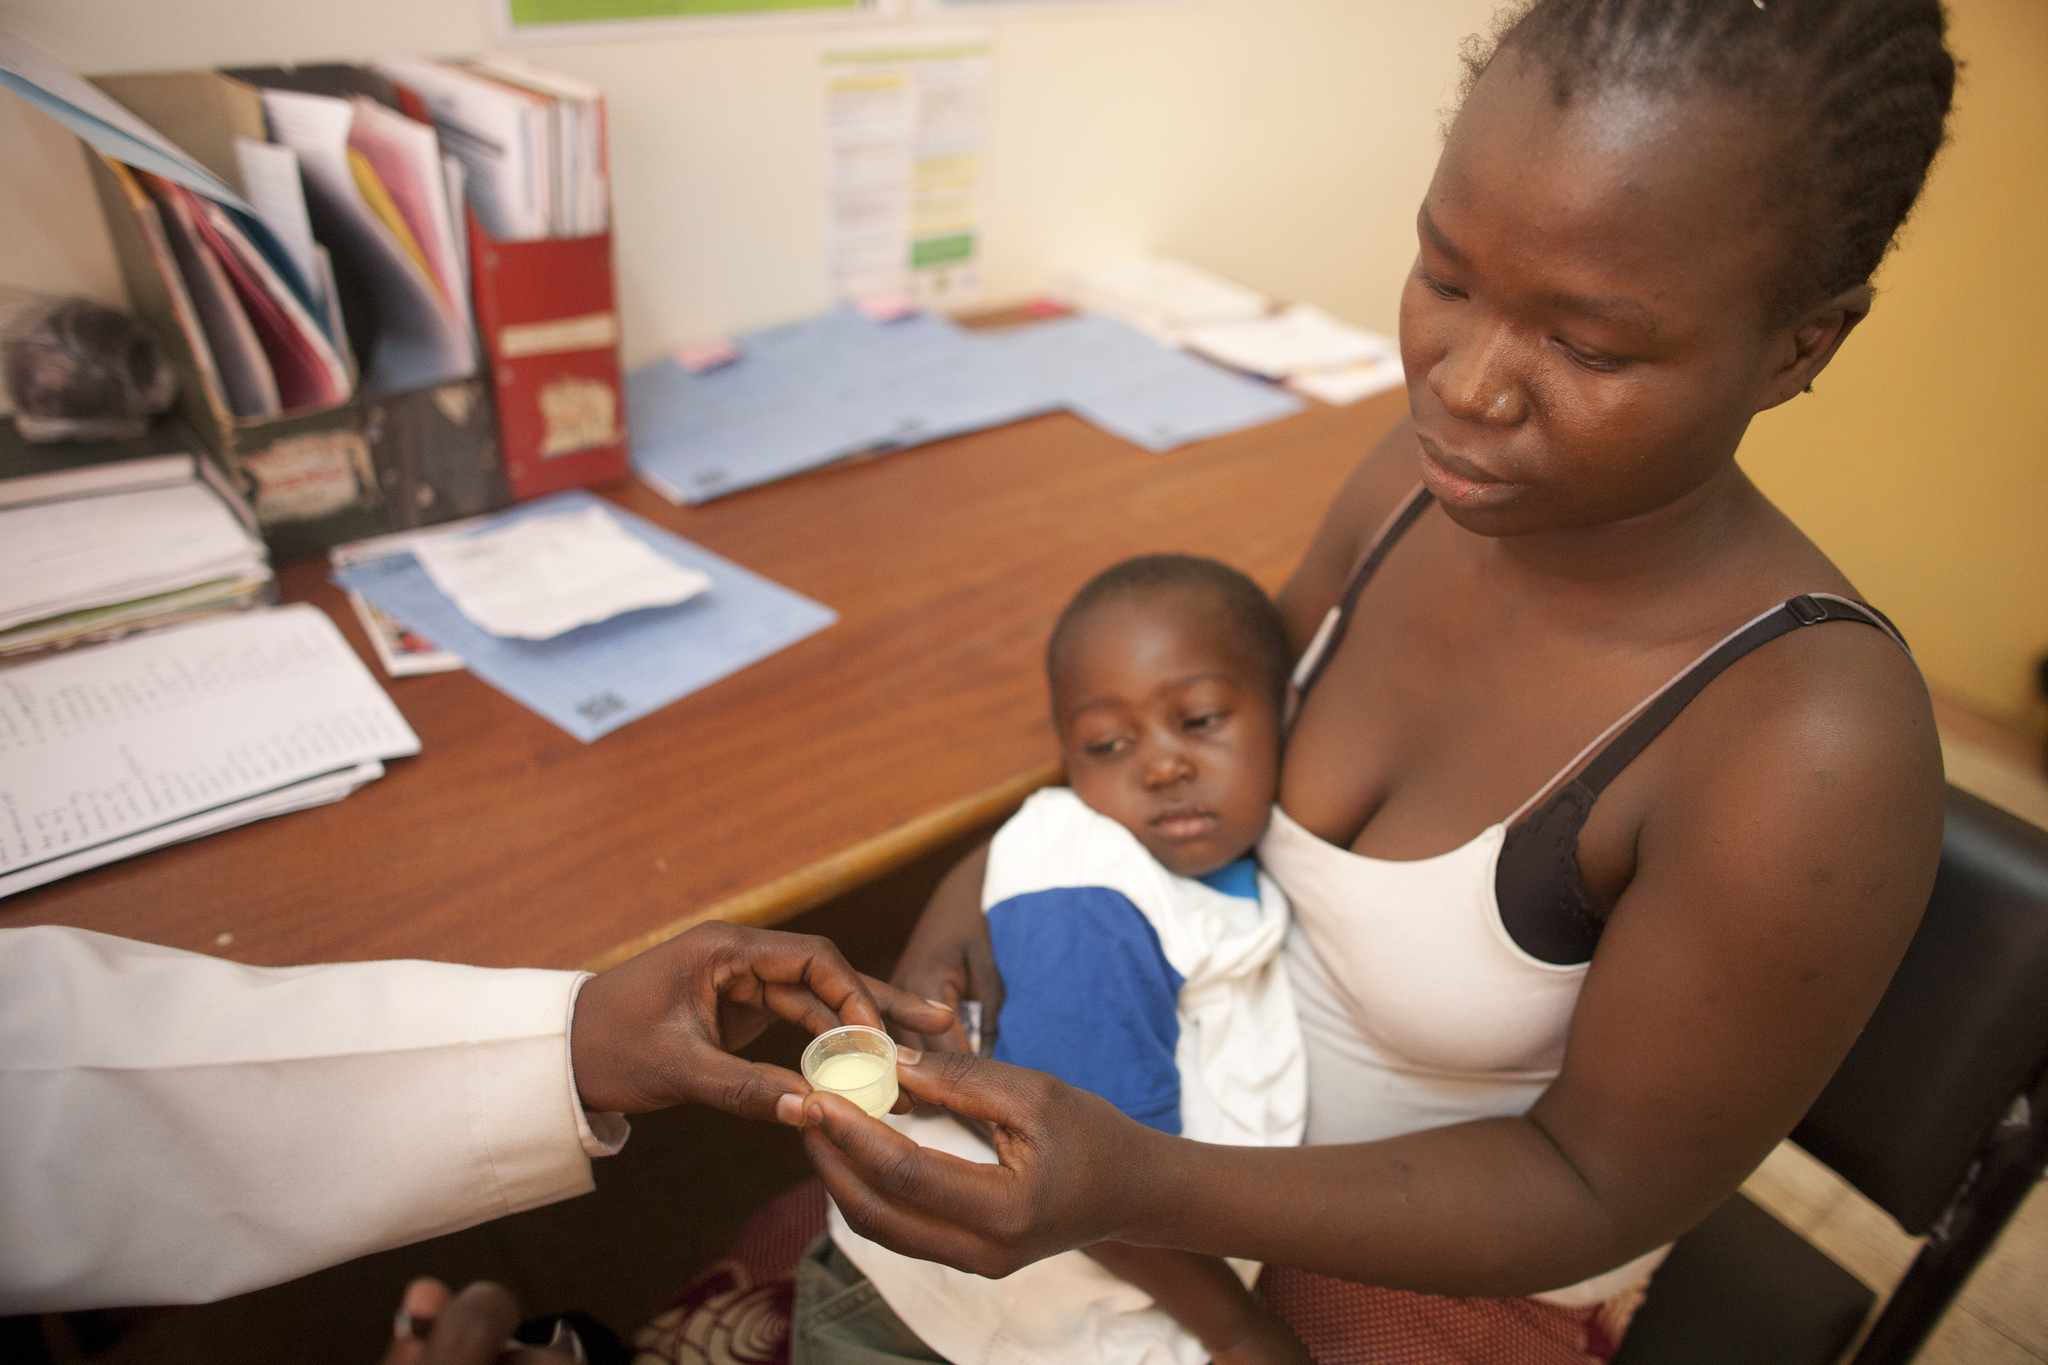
[971,316,1304,452]
[628,308,1059,504]
[332,492,835,743]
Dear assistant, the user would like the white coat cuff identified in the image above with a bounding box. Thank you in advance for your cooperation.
[564,972,630,1157]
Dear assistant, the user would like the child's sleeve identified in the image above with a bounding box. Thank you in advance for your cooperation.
[986,887,1185,1135]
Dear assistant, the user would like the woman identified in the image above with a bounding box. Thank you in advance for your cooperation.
[790,2,1956,1361]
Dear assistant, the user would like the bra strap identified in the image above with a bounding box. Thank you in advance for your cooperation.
[1572,593,1906,805]
[1291,484,1435,700]
[1496,593,1910,965]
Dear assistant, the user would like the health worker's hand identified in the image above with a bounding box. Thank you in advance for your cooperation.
[782,1049,1158,1279]
[380,1279,570,1365]
[571,921,953,1119]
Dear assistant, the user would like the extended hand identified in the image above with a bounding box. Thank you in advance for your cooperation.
[571,921,953,1119]
[788,1049,1156,1278]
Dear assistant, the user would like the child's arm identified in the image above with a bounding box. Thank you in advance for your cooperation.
[1084,1243,1311,1365]
[891,843,1000,1054]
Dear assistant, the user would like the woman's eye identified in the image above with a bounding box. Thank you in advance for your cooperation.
[1418,271,1465,302]
[1556,339,1627,373]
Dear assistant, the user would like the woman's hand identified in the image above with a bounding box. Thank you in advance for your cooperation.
[889,844,1001,1054]
[787,1049,1157,1278]
[571,921,953,1119]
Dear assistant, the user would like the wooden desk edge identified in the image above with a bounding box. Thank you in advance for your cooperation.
[579,760,1065,973]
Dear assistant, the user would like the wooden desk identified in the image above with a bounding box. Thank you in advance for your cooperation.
[0,389,1404,971]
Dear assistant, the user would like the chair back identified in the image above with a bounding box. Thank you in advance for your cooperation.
[1791,786,2048,1235]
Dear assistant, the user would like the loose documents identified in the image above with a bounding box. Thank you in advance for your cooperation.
[1059,256,1269,346]
[413,504,711,641]
[974,315,1303,453]
[332,491,836,743]
[1184,304,1395,380]
[0,605,420,898]
[628,308,1054,505]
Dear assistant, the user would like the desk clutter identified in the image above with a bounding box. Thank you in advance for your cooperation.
[330,493,835,743]
[0,35,626,558]
[0,427,271,660]
[626,257,1400,506]
[0,603,419,900]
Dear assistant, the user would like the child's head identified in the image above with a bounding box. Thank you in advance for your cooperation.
[1045,555,1290,879]
[1407,0,1954,534]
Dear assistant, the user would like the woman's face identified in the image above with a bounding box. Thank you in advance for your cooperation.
[1401,55,1811,537]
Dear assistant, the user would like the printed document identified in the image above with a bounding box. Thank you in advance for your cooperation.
[412,504,712,640]
[0,605,419,897]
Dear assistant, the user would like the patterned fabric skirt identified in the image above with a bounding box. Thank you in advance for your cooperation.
[631,1179,1643,1365]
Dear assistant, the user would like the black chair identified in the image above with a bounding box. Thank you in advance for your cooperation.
[1613,786,2048,1364]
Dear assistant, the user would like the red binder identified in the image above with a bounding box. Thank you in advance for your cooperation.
[468,217,629,501]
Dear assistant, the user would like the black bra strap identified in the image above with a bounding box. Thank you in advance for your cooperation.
[1572,594,1907,802]
[1293,486,1435,701]
[1496,593,1911,966]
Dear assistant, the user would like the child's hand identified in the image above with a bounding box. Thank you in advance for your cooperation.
[1206,1305,1314,1365]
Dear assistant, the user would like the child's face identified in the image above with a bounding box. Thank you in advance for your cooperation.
[1052,594,1280,879]
[1401,55,1825,538]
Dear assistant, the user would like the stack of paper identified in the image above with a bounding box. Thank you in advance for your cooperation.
[1059,256,1270,346]
[0,604,420,899]
[1184,303,1406,406]
[376,57,608,242]
[331,491,836,743]
[0,452,271,658]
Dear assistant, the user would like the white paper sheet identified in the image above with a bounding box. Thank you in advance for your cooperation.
[1286,354,1407,406]
[0,605,418,896]
[412,505,713,641]
[1061,256,1269,345]
[233,137,324,316]
[1185,303,1397,379]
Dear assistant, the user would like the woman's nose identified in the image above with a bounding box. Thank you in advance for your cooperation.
[1429,318,1528,426]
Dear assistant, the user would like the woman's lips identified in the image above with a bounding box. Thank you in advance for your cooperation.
[1417,436,1515,506]
[1152,808,1221,840]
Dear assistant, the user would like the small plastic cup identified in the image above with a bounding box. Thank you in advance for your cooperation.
[801,1024,900,1118]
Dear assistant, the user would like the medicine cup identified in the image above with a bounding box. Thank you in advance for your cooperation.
[800,1024,900,1118]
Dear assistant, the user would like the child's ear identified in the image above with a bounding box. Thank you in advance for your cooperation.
[1756,282,1873,413]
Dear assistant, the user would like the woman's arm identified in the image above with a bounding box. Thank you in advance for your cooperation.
[800,628,1944,1295]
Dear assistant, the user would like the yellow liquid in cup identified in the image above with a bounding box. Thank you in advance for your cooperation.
[810,1050,899,1117]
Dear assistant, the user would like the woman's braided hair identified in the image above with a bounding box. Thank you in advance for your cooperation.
[1461,0,1956,323]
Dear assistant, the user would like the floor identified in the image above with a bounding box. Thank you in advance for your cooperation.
[28,703,2048,1364]
[1739,697,2048,1364]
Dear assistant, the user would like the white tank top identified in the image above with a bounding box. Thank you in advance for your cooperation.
[1251,489,1911,1307]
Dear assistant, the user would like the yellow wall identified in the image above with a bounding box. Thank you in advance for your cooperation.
[1737,0,2048,732]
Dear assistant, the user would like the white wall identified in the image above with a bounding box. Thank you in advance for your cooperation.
[0,0,1498,367]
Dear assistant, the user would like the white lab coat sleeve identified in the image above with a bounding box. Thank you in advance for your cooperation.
[0,925,621,1314]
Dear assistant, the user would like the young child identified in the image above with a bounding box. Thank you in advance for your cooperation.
[809,554,1309,1365]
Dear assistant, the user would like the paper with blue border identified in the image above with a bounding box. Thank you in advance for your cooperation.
[331,491,836,742]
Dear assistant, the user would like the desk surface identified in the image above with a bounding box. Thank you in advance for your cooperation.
[0,388,1404,971]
